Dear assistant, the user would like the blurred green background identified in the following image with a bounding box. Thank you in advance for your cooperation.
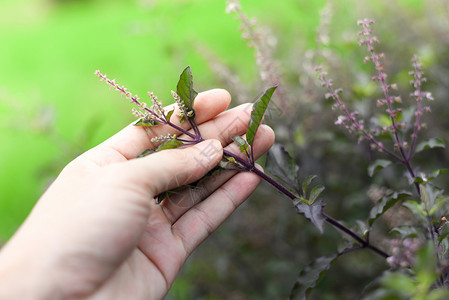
[1,0,449,298]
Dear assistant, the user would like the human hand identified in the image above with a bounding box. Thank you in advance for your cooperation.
[0,89,274,299]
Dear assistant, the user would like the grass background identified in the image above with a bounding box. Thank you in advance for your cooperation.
[0,0,330,242]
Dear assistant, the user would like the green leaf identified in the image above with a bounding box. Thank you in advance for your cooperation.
[420,184,430,209]
[413,169,448,184]
[368,192,411,227]
[355,220,369,239]
[247,86,277,147]
[380,272,415,297]
[302,175,317,195]
[403,201,427,218]
[438,232,449,244]
[265,144,300,194]
[416,138,445,153]
[289,254,338,300]
[156,139,184,151]
[134,118,162,127]
[309,186,325,204]
[165,109,174,122]
[431,168,447,178]
[414,242,437,277]
[294,199,326,233]
[176,66,198,118]
[137,149,156,158]
[218,155,241,170]
[418,184,446,217]
[390,225,422,239]
[232,136,249,154]
[367,159,391,177]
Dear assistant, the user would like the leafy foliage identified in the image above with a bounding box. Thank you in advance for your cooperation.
[294,199,326,234]
[137,149,156,158]
[165,109,175,122]
[367,159,392,177]
[176,66,198,120]
[156,138,184,151]
[364,242,448,299]
[134,118,162,127]
[95,6,449,297]
[413,169,448,184]
[416,138,445,153]
[247,86,277,148]
[289,254,338,300]
[265,144,300,194]
[368,192,411,228]
[231,135,249,154]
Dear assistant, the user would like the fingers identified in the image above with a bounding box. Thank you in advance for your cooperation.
[122,139,224,198]
[178,103,253,147]
[172,167,263,255]
[85,89,231,161]
[161,125,275,223]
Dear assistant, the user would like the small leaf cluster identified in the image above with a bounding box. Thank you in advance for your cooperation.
[265,144,326,233]
[96,66,280,205]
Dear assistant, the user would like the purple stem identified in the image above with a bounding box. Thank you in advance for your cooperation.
[222,148,390,259]
[97,71,390,259]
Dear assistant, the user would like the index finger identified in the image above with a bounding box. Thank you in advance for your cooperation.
[91,89,231,160]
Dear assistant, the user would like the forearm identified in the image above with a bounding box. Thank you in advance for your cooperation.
[0,234,59,299]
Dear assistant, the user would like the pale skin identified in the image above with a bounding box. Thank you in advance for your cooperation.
[0,89,275,299]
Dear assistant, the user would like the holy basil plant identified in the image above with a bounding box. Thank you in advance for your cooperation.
[96,50,447,298]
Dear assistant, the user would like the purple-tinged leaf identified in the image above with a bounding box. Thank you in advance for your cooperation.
[367,159,391,177]
[176,66,198,119]
[368,192,411,227]
[134,118,162,127]
[247,86,277,147]
[289,254,338,300]
[294,199,326,233]
[265,144,300,194]
[416,138,445,153]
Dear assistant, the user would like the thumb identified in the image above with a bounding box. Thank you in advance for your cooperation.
[125,139,223,197]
